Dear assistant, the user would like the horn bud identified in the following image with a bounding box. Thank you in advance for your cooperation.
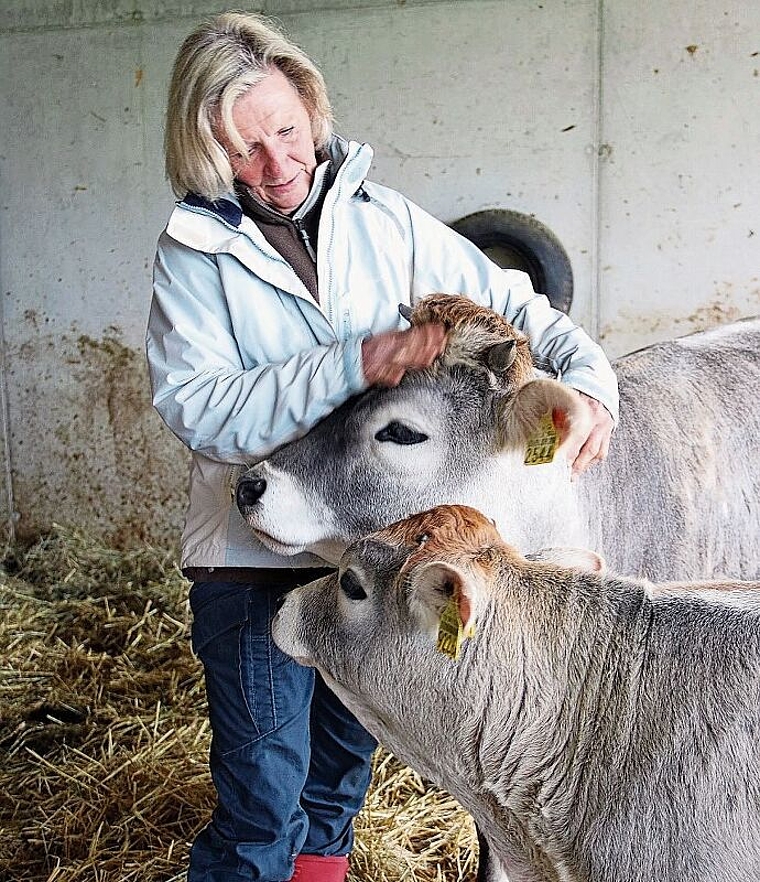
[398,303,414,323]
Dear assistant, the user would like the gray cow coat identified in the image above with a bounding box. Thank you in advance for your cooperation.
[273,505,760,882]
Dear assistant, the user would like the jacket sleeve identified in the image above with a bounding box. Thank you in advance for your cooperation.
[401,197,620,422]
[146,233,367,464]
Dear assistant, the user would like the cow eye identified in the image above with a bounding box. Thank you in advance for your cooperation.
[375,421,428,445]
[340,570,367,601]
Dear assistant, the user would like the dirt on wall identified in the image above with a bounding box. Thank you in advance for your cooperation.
[6,326,188,549]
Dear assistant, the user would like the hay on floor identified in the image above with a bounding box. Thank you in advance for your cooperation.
[0,525,477,882]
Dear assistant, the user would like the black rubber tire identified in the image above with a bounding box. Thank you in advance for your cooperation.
[452,209,574,313]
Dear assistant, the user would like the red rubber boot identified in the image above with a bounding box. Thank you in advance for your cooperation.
[289,854,350,882]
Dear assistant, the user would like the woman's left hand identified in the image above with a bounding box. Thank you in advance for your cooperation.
[570,392,615,478]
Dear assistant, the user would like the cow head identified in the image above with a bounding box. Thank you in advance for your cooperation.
[270,504,540,784]
[270,505,511,748]
[236,296,591,563]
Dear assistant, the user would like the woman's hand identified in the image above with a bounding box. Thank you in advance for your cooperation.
[571,392,615,477]
[362,324,447,387]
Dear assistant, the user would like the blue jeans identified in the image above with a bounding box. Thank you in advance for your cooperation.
[188,577,378,882]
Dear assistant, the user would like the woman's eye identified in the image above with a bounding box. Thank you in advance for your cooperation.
[230,146,257,164]
[340,570,367,601]
[234,144,258,160]
[374,421,428,445]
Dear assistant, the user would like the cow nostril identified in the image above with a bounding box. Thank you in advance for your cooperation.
[236,476,267,509]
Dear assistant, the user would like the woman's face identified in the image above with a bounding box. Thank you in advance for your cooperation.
[220,67,318,214]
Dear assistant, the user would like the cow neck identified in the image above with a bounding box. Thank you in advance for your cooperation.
[235,159,334,304]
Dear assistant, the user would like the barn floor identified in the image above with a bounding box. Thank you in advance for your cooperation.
[0,526,477,882]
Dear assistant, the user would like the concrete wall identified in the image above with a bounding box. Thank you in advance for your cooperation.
[1,0,758,546]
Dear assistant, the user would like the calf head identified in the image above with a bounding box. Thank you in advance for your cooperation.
[271,504,508,692]
[271,504,530,812]
[272,504,610,799]
[237,295,591,563]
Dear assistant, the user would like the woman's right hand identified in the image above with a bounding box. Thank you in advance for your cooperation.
[361,324,447,387]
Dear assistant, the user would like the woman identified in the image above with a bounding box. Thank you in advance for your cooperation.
[146,12,618,882]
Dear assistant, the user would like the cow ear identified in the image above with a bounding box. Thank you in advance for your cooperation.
[526,546,606,573]
[498,378,591,462]
[408,560,479,635]
[484,339,517,374]
[398,302,414,324]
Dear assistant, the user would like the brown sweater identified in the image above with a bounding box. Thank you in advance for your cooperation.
[235,161,333,304]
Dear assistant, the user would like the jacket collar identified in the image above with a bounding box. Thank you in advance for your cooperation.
[182,192,243,227]
[177,135,365,230]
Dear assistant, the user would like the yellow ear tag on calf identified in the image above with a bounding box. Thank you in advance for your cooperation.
[524,411,559,466]
[436,599,476,661]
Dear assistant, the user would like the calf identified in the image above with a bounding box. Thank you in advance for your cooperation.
[273,504,760,882]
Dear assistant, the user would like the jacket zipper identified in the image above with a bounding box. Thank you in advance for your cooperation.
[293,217,317,264]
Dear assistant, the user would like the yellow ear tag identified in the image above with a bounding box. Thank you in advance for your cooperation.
[524,411,559,466]
[436,599,476,660]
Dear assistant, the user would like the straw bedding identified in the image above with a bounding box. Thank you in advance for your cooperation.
[0,526,477,881]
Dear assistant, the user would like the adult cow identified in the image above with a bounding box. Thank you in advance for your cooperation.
[272,504,760,882]
[236,295,760,581]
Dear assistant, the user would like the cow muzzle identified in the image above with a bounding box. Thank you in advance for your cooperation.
[236,475,267,512]
[233,465,344,562]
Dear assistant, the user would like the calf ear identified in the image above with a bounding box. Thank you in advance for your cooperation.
[498,379,591,462]
[526,546,606,573]
[409,560,479,635]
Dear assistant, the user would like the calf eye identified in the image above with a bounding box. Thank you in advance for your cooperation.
[375,421,428,445]
[340,570,367,601]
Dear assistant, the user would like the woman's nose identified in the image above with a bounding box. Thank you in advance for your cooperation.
[262,145,286,178]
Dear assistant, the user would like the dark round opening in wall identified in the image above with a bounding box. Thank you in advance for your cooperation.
[451,209,574,314]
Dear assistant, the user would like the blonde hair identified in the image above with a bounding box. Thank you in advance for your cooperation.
[164,12,334,200]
